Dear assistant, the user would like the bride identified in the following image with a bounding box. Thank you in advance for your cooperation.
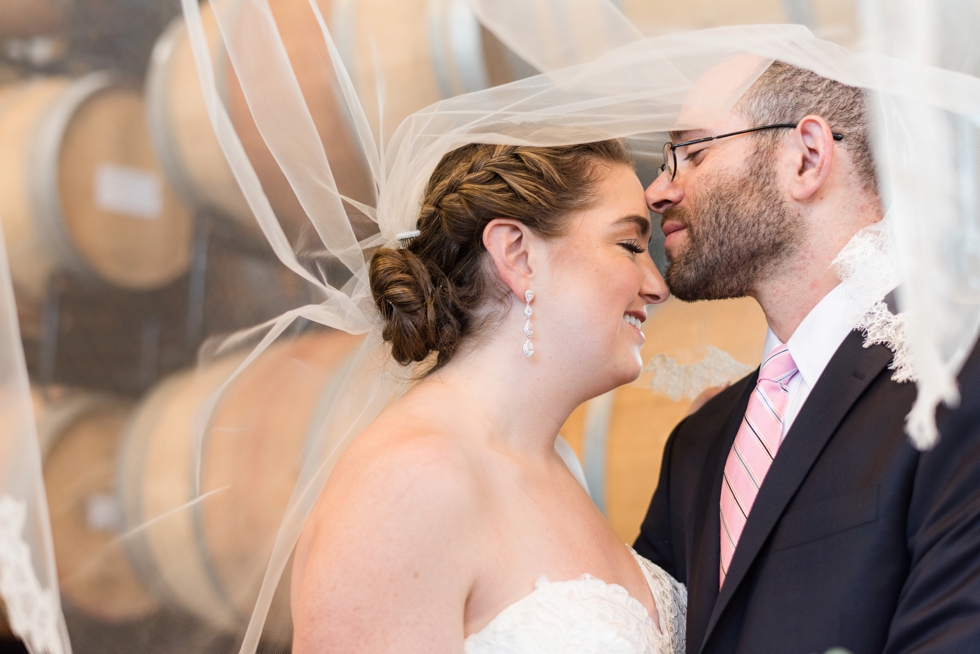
[291,140,685,652]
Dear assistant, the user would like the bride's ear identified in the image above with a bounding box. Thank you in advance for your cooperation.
[483,218,537,299]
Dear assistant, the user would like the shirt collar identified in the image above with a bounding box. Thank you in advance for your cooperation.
[762,282,857,389]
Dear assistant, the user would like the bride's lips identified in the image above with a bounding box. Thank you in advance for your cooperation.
[623,310,646,343]
[662,220,687,249]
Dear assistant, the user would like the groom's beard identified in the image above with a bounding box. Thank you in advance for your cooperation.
[662,158,803,301]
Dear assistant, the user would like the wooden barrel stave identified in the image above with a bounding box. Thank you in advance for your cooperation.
[0,79,69,301]
[146,8,257,235]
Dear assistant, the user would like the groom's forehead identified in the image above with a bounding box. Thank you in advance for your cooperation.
[669,113,750,143]
[669,129,709,142]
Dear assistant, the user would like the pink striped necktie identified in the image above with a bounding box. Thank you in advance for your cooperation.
[719,344,798,589]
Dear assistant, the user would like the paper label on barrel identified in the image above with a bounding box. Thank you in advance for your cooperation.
[94,163,163,220]
[85,493,122,532]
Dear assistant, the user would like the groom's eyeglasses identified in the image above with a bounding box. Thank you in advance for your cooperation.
[659,123,845,181]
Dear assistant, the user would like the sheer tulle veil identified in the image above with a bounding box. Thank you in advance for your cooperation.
[4,0,980,651]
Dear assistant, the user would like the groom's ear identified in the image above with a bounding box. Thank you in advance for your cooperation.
[483,218,537,298]
[787,114,836,202]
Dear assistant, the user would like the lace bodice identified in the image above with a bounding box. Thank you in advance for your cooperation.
[464,549,686,654]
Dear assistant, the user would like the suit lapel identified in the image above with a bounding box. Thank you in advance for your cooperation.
[687,372,756,651]
[699,331,894,653]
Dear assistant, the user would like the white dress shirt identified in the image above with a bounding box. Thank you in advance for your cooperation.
[761,282,860,440]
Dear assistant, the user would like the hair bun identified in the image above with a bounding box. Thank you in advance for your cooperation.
[369,247,439,364]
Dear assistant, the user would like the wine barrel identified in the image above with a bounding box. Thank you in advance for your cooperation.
[146,0,527,241]
[118,330,362,638]
[145,2,255,239]
[0,0,69,38]
[33,388,160,623]
[0,74,193,304]
[147,0,374,244]
[333,0,533,143]
[559,297,768,542]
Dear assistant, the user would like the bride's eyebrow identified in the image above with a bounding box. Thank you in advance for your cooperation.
[613,214,651,238]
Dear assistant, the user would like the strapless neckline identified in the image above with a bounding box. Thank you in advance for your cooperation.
[463,548,686,653]
[475,550,661,633]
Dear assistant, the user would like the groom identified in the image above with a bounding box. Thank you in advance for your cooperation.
[634,62,980,654]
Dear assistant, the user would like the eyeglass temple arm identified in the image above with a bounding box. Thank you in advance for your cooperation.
[730,124,845,141]
[716,123,844,144]
[670,123,844,151]
[658,123,843,173]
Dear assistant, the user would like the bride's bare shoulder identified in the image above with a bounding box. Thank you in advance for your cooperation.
[350,401,479,479]
[305,398,487,537]
[291,401,487,649]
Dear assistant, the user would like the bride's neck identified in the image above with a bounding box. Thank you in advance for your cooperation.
[412,335,585,459]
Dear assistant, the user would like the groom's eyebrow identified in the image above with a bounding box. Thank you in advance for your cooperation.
[615,214,651,238]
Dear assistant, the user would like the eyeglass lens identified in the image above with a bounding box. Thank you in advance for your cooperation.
[662,143,674,180]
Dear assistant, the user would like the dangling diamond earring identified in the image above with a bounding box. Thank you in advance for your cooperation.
[522,289,534,358]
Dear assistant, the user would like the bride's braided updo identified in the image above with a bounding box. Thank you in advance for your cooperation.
[370,141,631,371]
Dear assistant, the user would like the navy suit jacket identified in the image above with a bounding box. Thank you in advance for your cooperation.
[634,330,980,654]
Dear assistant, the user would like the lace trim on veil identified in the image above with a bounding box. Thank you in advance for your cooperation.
[645,347,755,402]
[833,222,914,383]
[0,496,66,654]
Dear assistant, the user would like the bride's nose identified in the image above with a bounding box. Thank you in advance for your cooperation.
[639,253,669,305]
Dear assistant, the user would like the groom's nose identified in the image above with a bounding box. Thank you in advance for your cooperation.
[645,173,684,216]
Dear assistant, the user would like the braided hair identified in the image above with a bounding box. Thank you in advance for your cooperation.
[369,140,632,372]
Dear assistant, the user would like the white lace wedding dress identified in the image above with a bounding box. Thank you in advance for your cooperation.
[463,548,687,654]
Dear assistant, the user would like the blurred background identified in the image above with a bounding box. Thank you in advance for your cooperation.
[0,0,859,652]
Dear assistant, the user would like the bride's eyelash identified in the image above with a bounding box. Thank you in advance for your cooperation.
[621,240,646,254]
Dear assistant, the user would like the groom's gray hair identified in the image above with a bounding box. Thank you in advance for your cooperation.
[735,61,878,197]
